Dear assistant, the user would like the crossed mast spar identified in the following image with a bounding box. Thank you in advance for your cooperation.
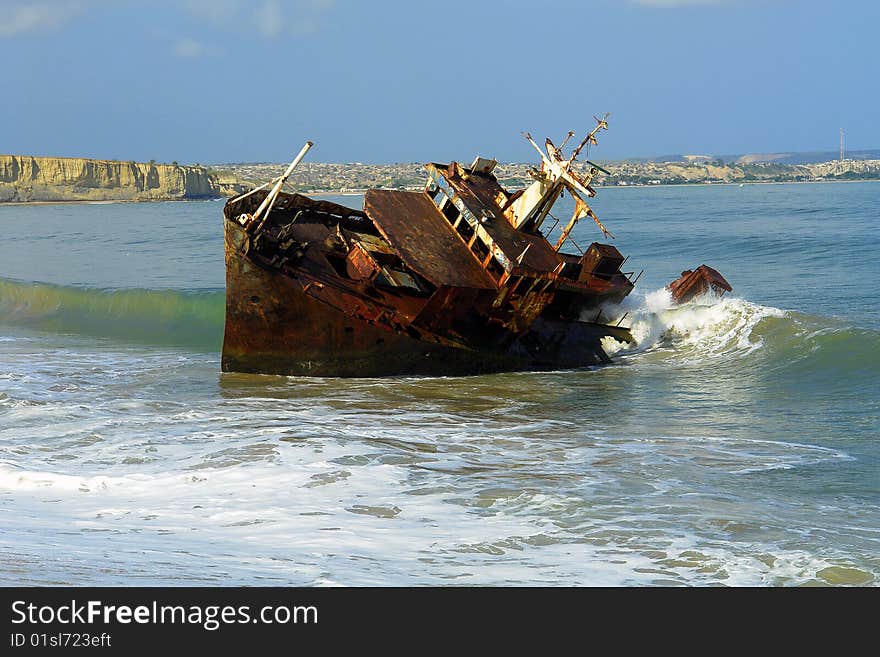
[519,114,614,250]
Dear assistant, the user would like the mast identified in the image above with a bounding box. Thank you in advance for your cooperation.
[251,141,314,232]
[505,115,614,242]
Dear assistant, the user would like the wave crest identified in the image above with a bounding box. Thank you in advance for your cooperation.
[2,278,878,379]
[598,288,880,383]
[0,278,223,350]
[600,289,785,362]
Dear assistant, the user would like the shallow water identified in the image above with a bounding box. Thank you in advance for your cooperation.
[0,182,877,585]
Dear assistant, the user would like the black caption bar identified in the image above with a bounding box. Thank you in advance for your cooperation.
[0,586,854,651]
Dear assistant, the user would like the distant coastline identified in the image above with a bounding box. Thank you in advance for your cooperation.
[212,157,880,196]
[5,178,880,207]
[0,198,227,207]
[2,153,879,204]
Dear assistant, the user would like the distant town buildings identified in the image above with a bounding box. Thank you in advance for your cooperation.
[210,158,880,195]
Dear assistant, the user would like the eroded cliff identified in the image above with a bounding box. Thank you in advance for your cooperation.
[0,155,243,202]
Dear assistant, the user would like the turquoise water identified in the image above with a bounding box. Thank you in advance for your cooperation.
[0,183,877,585]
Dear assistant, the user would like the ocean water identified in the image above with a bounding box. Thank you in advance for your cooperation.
[0,182,877,586]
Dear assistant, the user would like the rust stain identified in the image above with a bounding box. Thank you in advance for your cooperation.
[363,189,496,290]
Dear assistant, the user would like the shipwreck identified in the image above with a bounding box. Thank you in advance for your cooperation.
[221,117,729,377]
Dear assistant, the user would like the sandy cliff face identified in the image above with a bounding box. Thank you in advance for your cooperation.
[0,155,226,202]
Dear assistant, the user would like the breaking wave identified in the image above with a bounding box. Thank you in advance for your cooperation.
[599,288,880,383]
[599,288,784,360]
[0,277,224,351]
[1,277,878,382]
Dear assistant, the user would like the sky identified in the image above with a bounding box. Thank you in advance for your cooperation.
[1,0,877,164]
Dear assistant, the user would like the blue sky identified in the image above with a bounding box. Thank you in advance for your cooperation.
[1,0,876,163]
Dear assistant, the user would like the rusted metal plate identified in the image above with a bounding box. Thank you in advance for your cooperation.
[346,243,380,281]
[363,189,496,290]
[579,242,625,280]
[668,265,732,304]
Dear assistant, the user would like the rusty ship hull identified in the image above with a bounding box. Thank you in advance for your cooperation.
[222,202,632,377]
[221,125,646,378]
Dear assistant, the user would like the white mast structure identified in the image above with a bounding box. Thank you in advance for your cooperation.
[507,115,614,247]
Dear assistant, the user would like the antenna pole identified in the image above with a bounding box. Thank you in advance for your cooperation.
[253,141,314,231]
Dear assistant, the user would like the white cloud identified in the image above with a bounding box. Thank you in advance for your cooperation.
[0,0,336,41]
[183,0,241,24]
[0,1,87,37]
[181,0,334,39]
[173,37,218,58]
[254,0,284,39]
